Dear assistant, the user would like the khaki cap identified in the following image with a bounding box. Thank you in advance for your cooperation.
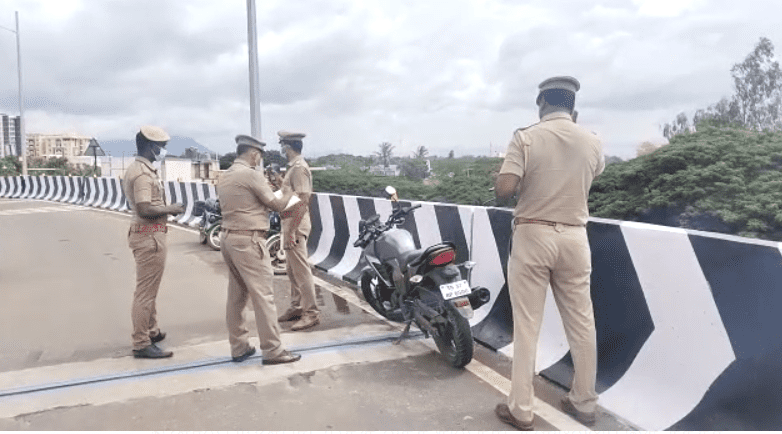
[277,130,306,141]
[538,76,580,93]
[235,134,266,151]
[139,125,170,142]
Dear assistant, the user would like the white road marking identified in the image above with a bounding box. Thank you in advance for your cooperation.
[0,205,82,216]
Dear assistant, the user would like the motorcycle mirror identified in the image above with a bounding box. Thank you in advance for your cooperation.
[384,186,399,202]
[359,220,366,232]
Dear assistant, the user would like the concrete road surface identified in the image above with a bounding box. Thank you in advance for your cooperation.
[0,199,636,431]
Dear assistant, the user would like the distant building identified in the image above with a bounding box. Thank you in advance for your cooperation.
[160,157,219,183]
[26,133,92,159]
[0,114,21,158]
[368,164,400,177]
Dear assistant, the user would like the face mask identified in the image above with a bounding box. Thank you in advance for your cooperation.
[155,144,168,160]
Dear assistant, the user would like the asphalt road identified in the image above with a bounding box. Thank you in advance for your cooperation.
[0,198,636,431]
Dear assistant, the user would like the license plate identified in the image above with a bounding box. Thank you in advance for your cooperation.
[439,280,471,300]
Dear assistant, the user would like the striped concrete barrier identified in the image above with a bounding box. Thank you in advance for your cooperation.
[166,181,217,226]
[305,192,782,431]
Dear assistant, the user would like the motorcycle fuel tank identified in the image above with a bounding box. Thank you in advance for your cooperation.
[372,228,416,263]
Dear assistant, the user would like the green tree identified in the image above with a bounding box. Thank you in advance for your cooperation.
[589,125,782,240]
[375,142,395,167]
[0,156,21,176]
[412,145,429,159]
[219,152,237,170]
[671,37,782,135]
[730,37,782,130]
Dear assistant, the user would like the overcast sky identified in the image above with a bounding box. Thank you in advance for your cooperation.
[1,0,781,159]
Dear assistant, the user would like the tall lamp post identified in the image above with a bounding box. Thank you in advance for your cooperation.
[246,0,261,140]
[0,11,27,175]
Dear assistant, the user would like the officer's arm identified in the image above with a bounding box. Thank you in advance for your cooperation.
[136,202,184,218]
[495,173,520,201]
[250,173,293,213]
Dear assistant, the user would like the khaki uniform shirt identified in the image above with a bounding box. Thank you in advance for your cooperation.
[124,157,167,225]
[217,159,276,230]
[281,154,312,237]
[500,112,605,226]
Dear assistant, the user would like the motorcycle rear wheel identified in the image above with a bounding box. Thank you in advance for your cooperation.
[266,233,287,275]
[432,304,474,368]
[360,273,403,322]
[206,224,221,251]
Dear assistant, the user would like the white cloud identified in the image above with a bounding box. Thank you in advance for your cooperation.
[1,0,782,159]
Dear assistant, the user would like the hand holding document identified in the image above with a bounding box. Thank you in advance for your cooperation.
[274,190,303,218]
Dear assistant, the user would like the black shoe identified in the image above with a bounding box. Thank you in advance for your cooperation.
[231,346,256,363]
[133,344,173,359]
[150,331,166,344]
[262,349,301,365]
[495,404,533,431]
[560,397,596,425]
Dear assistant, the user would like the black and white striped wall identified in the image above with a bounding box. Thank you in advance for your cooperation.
[306,192,782,431]
[2,177,781,430]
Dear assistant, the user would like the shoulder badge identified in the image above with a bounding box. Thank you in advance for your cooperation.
[515,122,538,133]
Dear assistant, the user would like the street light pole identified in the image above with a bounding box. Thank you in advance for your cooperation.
[246,0,262,140]
[2,12,27,175]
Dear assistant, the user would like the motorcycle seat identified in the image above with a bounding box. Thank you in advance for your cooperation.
[405,242,456,271]
[401,248,426,272]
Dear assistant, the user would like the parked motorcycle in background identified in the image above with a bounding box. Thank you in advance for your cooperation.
[193,199,286,273]
[354,186,491,368]
[193,198,222,250]
[266,211,287,275]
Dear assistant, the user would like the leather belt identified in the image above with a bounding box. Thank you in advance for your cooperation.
[225,229,268,237]
[129,224,168,233]
[514,217,584,227]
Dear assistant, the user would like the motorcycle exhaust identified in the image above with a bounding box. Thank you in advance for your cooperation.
[467,287,491,309]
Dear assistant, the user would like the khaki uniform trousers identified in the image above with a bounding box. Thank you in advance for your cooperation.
[285,234,319,317]
[221,232,284,359]
[128,231,166,350]
[507,223,598,423]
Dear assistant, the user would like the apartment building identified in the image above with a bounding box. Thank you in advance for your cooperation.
[0,114,21,158]
[26,133,92,159]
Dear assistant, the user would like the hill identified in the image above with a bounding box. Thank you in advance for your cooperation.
[95,136,216,158]
[589,126,782,241]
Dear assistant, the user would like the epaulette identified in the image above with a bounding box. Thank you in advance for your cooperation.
[515,123,538,133]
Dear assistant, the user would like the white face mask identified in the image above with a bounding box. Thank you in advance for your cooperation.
[157,147,168,159]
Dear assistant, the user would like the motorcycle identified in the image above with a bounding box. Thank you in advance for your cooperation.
[194,198,222,251]
[193,199,286,274]
[266,211,287,275]
[354,186,491,368]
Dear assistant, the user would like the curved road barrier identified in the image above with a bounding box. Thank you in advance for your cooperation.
[2,177,781,430]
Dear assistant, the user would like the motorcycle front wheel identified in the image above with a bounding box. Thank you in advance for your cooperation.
[360,273,403,322]
[206,224,221,251]
[266,233,287,275]
[432,304,474,368]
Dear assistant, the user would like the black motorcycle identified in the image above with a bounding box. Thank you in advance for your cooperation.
[194,198,222,250]
[354,186,490,368]
[194,199,284,273]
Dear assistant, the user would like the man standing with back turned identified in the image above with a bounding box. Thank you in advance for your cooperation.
[274,130,320,331]
[218,134,301,365]
[493,77,604,430]
[124,126,184,359]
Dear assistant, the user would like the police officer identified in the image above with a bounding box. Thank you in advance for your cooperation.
[124,126,185,359]
[218,134,301,365]
[274,130,320,332]
[493,77,604,429]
